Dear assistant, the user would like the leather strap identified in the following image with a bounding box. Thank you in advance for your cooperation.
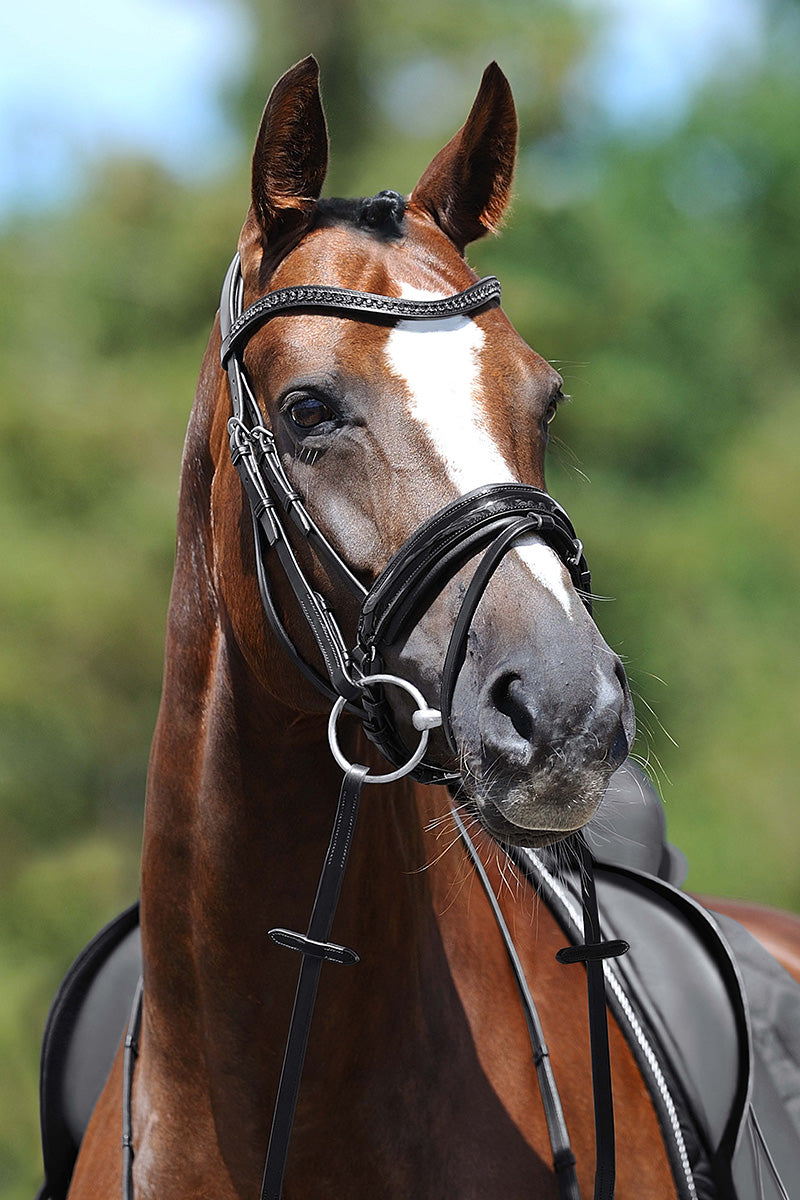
[221,267,367,706]
[454,813,629,1200]
[121,978,143,1200]
[221,276,502,363]
[453,807,580,1200]
[562,837,628,1200]
[260,764,369,1200]
[439,515,542,752]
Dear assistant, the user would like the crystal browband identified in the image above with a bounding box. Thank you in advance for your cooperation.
[220,276,501,363]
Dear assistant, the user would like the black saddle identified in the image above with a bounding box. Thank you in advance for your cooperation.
[518,763,800,1199]
[37,903,141,1200]
[36,767,800,1200]
[528,854,800,1199]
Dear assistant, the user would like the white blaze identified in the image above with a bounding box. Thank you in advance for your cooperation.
[385,283,574,617]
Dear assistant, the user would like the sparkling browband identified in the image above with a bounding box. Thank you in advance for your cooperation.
[220,275,501,364]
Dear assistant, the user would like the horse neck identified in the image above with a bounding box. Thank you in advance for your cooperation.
[139,349,448,1087]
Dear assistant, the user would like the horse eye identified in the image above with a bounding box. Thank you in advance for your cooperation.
[287,396,335,429]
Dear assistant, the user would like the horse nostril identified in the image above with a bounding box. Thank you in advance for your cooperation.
[490,672,534,745]
[610,654,636,749]
[608,722,630,770]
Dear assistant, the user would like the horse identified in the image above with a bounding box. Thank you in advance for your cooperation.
[59,58,800,1200]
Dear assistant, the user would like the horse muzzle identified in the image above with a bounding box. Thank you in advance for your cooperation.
[443,585,635,847]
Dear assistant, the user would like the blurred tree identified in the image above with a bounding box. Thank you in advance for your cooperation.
[1,2,799,1195]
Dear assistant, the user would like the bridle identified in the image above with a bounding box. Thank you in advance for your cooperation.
[219,252,592,783]
[122,251,627,1200]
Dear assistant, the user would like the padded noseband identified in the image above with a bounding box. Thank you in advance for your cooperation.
[359,481,590,650]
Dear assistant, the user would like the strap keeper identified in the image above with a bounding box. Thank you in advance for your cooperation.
[287,497,312,535]
[553,1147,578,1174]
[269,927,359,965]
[556,939,629,965]
[257,505,281,545]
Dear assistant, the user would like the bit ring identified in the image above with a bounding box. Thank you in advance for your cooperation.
[328,673,442,784]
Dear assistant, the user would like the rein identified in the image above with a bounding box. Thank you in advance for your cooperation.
[122,254,627,1200]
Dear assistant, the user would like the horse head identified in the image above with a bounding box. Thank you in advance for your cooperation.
[210,56,634,850]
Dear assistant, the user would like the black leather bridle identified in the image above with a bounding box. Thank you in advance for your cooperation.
[122,252,627,1200]
[219,252,592,783]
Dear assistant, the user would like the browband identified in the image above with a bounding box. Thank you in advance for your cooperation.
[220,275,501,363]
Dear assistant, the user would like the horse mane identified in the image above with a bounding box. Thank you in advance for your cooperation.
[315,190,406,240]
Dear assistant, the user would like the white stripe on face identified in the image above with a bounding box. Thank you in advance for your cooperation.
[385,283,574,618]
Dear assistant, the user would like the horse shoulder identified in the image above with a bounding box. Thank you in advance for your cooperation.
[66,1046,124,1200]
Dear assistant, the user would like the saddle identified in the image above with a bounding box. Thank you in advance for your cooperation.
[36,903,141,1200]
[36,767,800,1199]
[517,763,800,1199]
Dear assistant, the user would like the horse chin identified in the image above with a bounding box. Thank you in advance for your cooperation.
[458,768,608,850]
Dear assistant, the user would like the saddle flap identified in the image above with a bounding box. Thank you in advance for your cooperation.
[593,863,751,1159]
[38,902,141,1200]
[715,911,800,1197]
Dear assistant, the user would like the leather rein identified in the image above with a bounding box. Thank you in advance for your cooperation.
[122,253,628,1200]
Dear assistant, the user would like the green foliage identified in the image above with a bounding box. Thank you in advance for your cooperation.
[1,2,799,1193]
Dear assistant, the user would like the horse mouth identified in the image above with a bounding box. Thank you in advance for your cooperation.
[470,798,587,848]
[455,768,608,849]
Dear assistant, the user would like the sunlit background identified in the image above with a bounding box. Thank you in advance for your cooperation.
[1,1,798,1194]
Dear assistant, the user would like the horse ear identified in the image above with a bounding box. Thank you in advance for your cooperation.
[410,62,517,253]
[245,56,329,251]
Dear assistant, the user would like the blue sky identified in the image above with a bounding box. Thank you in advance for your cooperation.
[0,0,764,219]
[0,0,245,215]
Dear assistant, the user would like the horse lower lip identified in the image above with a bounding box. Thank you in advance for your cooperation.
[475,795,586,838]
[511,820,584,836]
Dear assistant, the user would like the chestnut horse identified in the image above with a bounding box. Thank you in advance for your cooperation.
[63,58,799,1200]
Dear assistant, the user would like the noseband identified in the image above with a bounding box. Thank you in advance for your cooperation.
[219,253,592,782]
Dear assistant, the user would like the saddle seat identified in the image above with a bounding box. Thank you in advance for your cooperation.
[36,766,800,1200]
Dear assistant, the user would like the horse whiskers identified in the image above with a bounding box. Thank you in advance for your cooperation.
[493,842,520,907]
[414,827,467,875]
[424,809,458,833]
[436,819,489,916]
[635,692,679,750]
[623,674,677,787]
[626,715,670,789]
[544,836,579,892]
[581,590,615,605]
[295,444,321,468]
[416,796,475,875]
[629,749,662,783]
